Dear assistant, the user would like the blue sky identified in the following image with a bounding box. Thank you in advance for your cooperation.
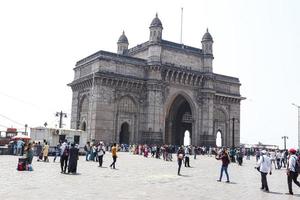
[0,0,299,148]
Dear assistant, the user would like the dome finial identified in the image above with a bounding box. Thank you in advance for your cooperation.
[150,13,163,28]
[117,30,129,44]
[202,28,213,42]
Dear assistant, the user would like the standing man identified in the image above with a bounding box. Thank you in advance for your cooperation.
[184,146,191,167]
[110,143,118,169]
[287,148,300,195]
[97,142,106,167]
[256,150,272,193]
[16,139,24,156]
[60,141,69,173]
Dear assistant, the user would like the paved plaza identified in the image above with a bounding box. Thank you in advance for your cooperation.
[0,153,299,200]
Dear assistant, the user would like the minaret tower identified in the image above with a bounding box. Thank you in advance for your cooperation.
[149,13,163,43]
[201,28,214,72]
[117,31,129,55]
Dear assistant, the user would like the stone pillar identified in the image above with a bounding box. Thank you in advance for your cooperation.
[229,101,241,147]
[199,78,216,146]
[143,77,164,144]
[70,90,79,129]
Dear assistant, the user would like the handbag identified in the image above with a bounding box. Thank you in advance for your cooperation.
[178,154,184,159]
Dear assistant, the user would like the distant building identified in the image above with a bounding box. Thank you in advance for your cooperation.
[6,128,17,138]
[241,143,279,150]
[30,127,87,147]
[68,14,244,146]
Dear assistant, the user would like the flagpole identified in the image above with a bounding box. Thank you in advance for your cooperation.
[180,7,183,44]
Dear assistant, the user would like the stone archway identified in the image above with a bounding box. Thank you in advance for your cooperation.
[119,122,130,144]
[165,95,193,145]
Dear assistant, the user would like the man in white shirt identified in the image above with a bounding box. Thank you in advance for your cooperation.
[97,141,106,167]
[184,146,191,167]
[287,148,300,195]
[270,150,276,169]
[256,150,272,192]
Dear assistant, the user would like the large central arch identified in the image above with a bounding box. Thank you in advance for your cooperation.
[165,94,194,145]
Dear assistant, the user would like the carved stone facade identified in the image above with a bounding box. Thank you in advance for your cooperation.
[68,14,244,147]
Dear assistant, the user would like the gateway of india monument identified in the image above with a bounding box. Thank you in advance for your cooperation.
[68,14,244,147]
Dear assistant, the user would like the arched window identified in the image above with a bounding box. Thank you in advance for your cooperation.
[80,96,88,112]
[118,96,137,113]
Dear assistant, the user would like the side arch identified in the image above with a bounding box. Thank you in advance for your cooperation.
[213,107,229,147]
[115,95,138,144]
[78,94,89,130]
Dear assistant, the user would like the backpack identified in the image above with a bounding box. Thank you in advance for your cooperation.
[294,156,300,173]
[63,146,69,157]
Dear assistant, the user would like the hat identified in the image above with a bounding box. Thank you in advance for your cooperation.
[289,148,297,154]
[261,150,266,154]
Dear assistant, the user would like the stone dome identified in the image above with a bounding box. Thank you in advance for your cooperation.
[117,31,129,44]
[150,13,163,28]
[202,29,213,42]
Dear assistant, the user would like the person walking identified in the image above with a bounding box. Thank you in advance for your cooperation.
[84,142,91,161]
[60,141,69,173]
[216,148,230,183]
[177,146,185,176]
[110,143,118,169]
[287,148,300,195]
[53,143,61,162]
[97,142,106,167]
[256,150,272,193]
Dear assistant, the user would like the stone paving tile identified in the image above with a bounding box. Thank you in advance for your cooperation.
[0,153,299,200]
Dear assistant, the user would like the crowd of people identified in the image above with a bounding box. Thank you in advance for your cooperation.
[14,139,300,195]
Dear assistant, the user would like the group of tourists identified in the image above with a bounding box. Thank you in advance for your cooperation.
[253,148,300,195]
[15,140,300,195]
[84,142,118,169]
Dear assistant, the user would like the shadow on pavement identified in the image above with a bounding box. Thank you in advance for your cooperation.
[178,174,191,177]
[268,191,284,195]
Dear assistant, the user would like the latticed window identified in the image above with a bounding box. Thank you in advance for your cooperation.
[214,109,226,122]
[118,96,137,113]
[80,97,89,113]
[182,112,193,123]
